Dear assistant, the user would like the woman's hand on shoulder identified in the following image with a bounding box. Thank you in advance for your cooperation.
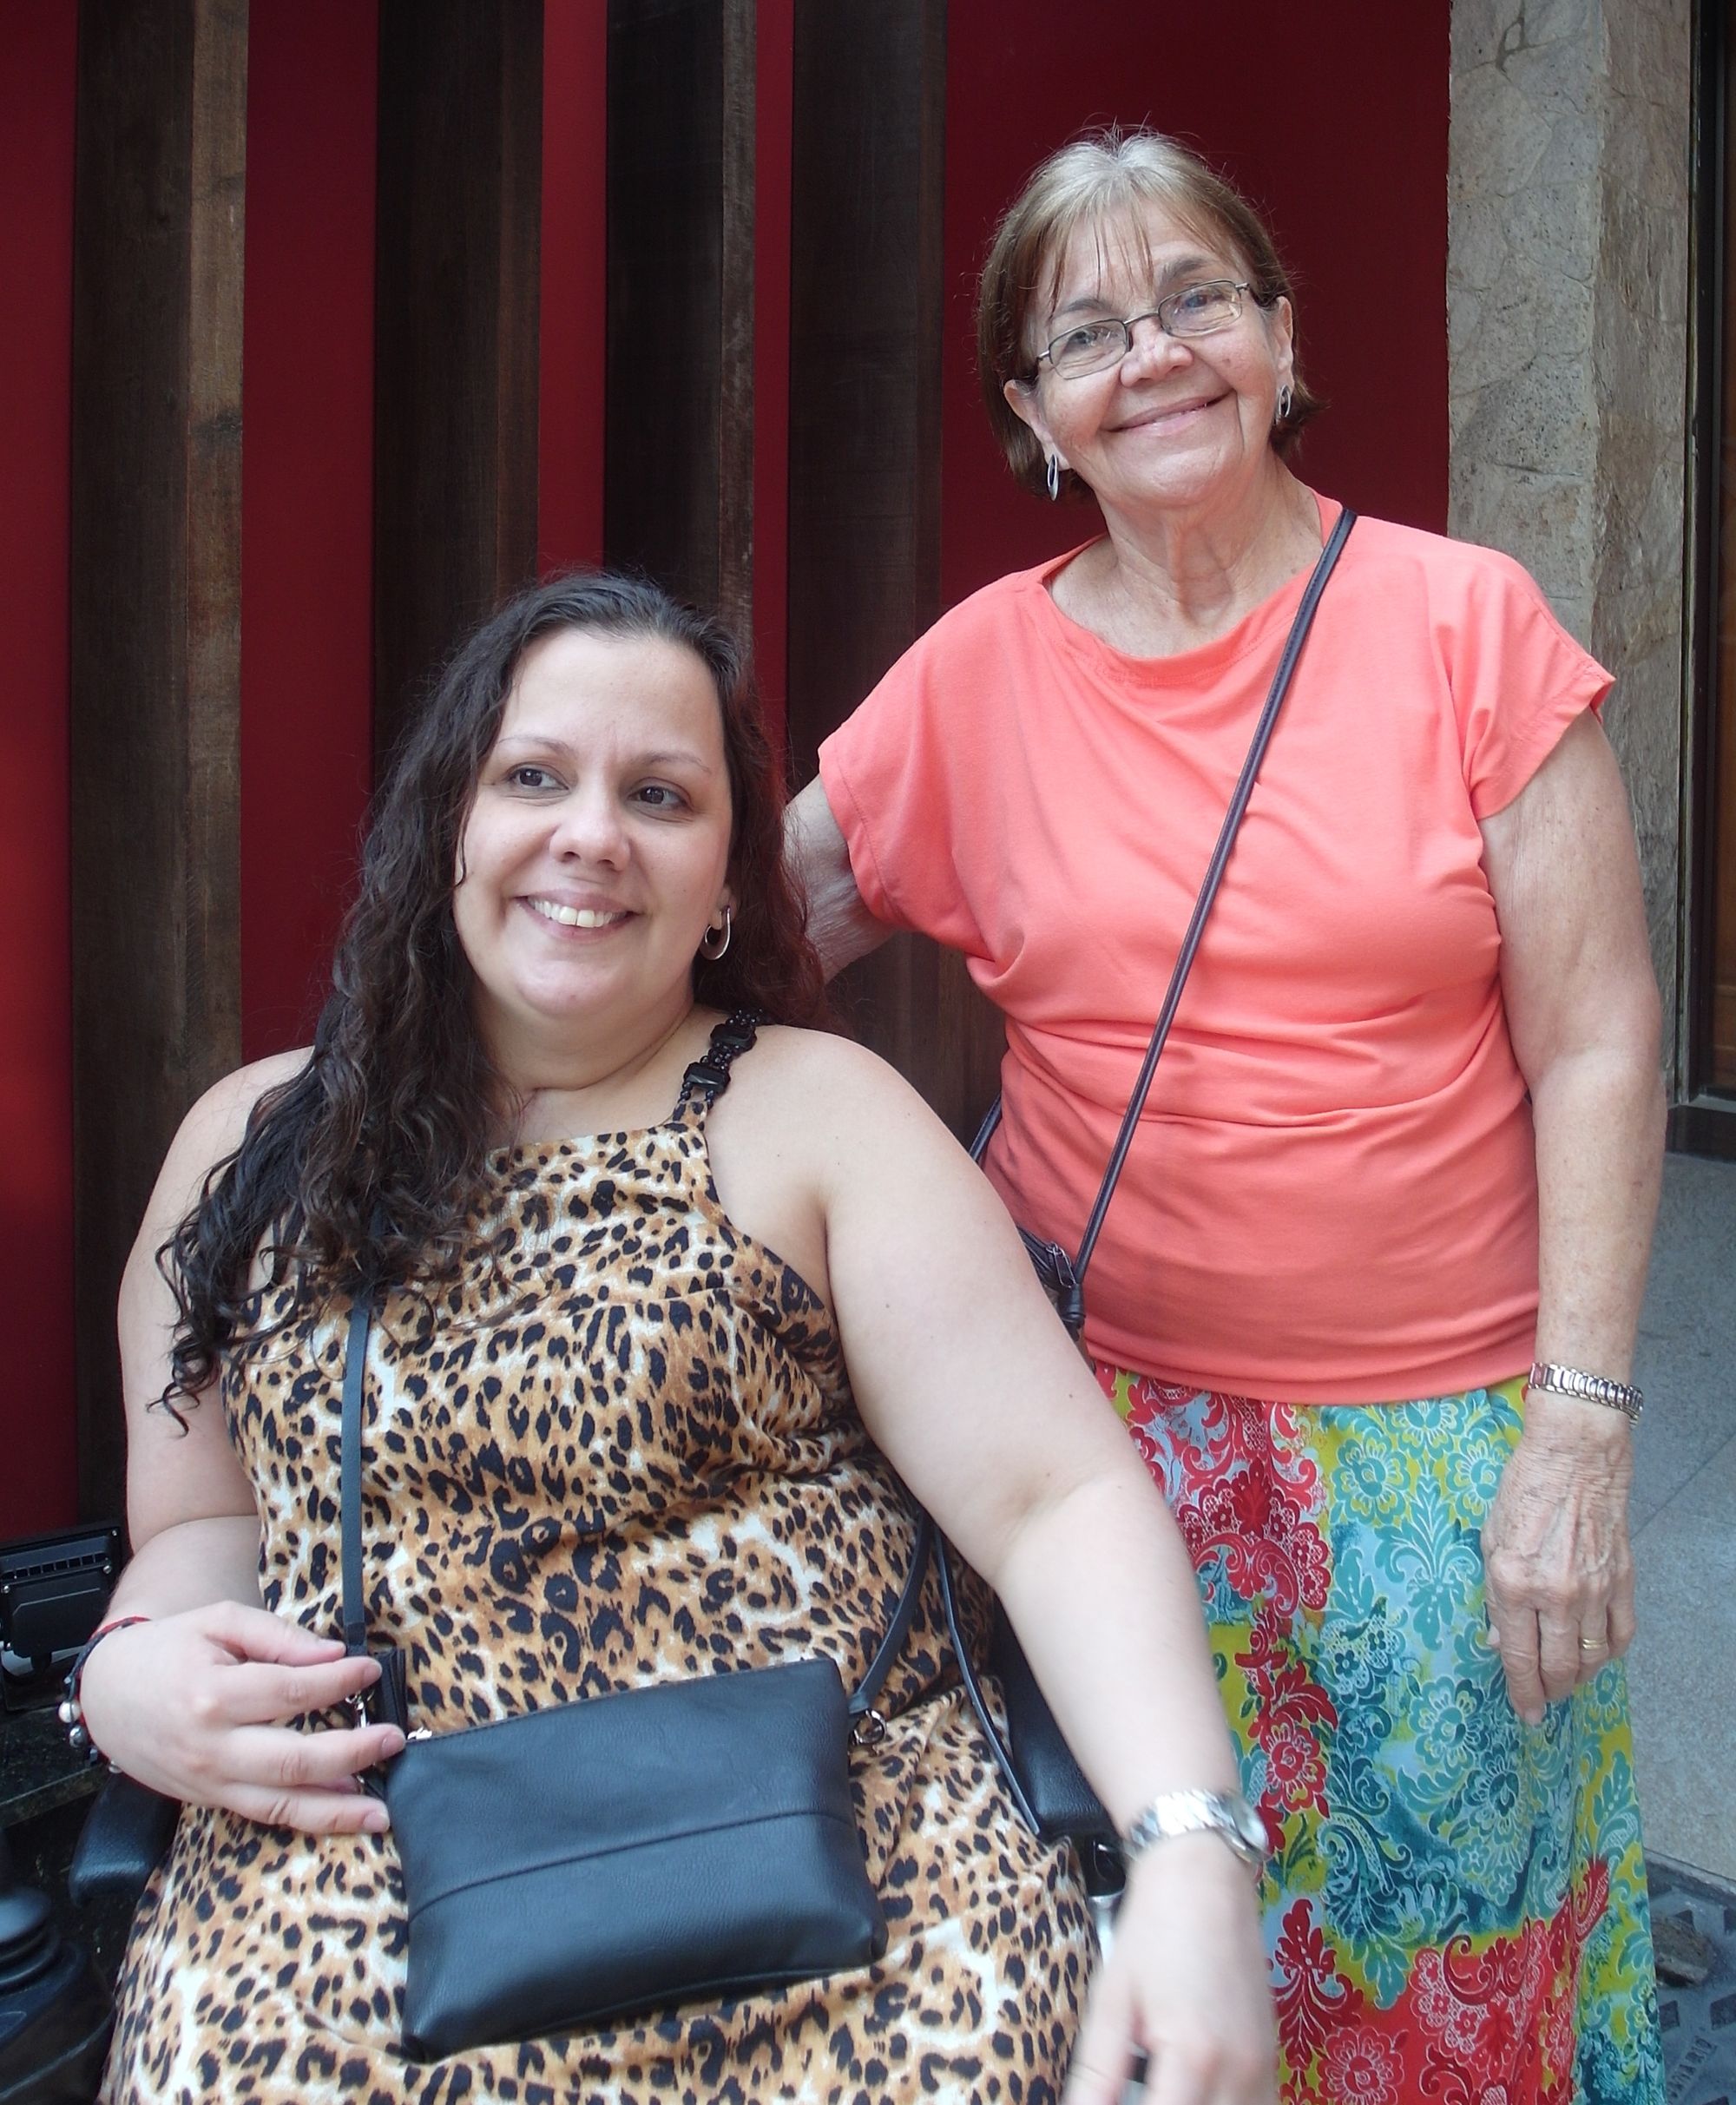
[76,1600,403,1832]
[1067,1843,1277,2105]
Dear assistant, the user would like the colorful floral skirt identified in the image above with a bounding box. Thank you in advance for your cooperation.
[1096,1368,1664,2105]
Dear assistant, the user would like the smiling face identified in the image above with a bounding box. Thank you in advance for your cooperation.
[1005,199,1293,525]
[451,627,734,1083]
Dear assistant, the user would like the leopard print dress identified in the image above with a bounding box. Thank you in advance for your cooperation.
[104,1027,1095,2103]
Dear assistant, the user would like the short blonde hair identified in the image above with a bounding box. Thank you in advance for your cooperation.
[976,128,1322,499]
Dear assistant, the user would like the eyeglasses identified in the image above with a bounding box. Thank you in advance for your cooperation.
[1032,280,1258,382]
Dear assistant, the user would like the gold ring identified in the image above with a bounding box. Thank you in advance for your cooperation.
[1577,1635,1605,1652]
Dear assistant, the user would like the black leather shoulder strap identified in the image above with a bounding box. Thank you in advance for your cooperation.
[339,1288,372,1659]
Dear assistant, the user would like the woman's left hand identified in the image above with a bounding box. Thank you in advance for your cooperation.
[1481,1391,1635,1725]
[1063,1839,1277,2105]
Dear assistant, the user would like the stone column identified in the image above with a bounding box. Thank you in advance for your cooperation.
[1449,0,1692,1072]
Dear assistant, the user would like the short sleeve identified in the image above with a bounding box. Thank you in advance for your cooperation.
[816,621,992,958]
[1445,549,1614,819]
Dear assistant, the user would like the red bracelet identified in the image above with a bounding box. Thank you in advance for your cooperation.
[59,1614,152,1766]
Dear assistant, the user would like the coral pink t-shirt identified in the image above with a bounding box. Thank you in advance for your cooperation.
[818,497,1612,1403]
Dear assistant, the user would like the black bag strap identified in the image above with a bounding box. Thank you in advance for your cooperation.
[339,1288,373,1661]
[930,1532,1047,1834]
[970,508,1357,1331]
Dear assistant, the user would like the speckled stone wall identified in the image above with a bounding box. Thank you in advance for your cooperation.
[1449,0,1692,1070]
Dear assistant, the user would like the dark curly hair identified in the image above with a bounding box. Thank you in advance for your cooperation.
[159,570,826,1414]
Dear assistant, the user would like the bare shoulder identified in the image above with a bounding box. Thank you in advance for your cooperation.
[146,1048,314,1233]
[720,1023,947,1156]
[704,1023,973,1303]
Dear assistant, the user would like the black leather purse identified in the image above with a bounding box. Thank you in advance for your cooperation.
[339,1291,933,2062]
[963,509,1358,1845]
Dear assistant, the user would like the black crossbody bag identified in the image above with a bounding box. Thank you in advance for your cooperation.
[961,510,1358,1845]
[339,1278,935,2062]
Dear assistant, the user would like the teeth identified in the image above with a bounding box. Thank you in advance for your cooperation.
[530,899,627,929]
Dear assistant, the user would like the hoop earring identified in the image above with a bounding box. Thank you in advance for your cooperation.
[1045,453,1062,503]
[698,904,733,963]
[1275,382,1293,425]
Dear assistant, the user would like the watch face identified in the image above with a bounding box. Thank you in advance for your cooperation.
[1203,1792,1270,1863]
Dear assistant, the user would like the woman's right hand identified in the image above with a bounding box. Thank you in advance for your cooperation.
[76,1602,404,1832]
[1064,1839,1278,2104]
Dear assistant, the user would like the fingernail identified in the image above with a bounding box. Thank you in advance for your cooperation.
[380,1729,406,1758]
[363,1806,389,1833]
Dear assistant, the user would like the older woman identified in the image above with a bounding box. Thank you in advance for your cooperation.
[788,130,1665,2102]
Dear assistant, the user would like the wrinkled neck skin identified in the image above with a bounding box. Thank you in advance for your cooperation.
[1064,451,1323,658]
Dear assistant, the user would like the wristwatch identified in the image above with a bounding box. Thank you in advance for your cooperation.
[1526,1361,1644,1425]
[1121,1789,1271,1878]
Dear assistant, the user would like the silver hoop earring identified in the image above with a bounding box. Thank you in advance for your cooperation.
[1045,452,1062,503]
[698,904,733,963]
[1275,382,1293,424]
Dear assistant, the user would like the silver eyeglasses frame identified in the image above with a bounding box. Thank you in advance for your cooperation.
[1031,279,1260,383]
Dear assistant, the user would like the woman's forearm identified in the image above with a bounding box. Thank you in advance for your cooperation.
[1529,1043,1664,1385]
[990,1473,1240,1829]
[784,778,891,981]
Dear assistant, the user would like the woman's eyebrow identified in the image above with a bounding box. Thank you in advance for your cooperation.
[636,747,717,774]
[490,730,716,773]
[1052,253,1219,319]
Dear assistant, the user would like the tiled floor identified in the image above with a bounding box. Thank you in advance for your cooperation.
[1650,1858,1736,2105]
[1628,1153,1736,1887]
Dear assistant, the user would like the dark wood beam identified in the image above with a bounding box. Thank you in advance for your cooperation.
[786,0,1001,1137]
[604,0,755,640]
[373,0,543,766]
[68,0,249,1523]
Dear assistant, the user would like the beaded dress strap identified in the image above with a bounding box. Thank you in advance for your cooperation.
[674,1010,762,1117]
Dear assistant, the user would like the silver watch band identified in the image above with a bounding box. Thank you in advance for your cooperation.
[1120,1789,1270,1878]
[1527,1360,1644,1424]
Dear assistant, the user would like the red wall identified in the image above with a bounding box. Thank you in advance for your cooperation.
[240,0,381,1061]
[0,5,79,1537]
[538,0,608,578]
[0,8,1450,1534]
[939,2,1450,607]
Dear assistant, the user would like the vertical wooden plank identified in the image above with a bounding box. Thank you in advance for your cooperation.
[786,0,1001,1136]
[604,0,755,641]
[69,0,248,1523]
[372,0,542,766]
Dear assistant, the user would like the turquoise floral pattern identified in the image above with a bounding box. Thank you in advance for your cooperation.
[1101,1369,1664,2104]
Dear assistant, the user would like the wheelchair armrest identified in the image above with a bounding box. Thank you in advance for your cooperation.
[68,1775,179,1909]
